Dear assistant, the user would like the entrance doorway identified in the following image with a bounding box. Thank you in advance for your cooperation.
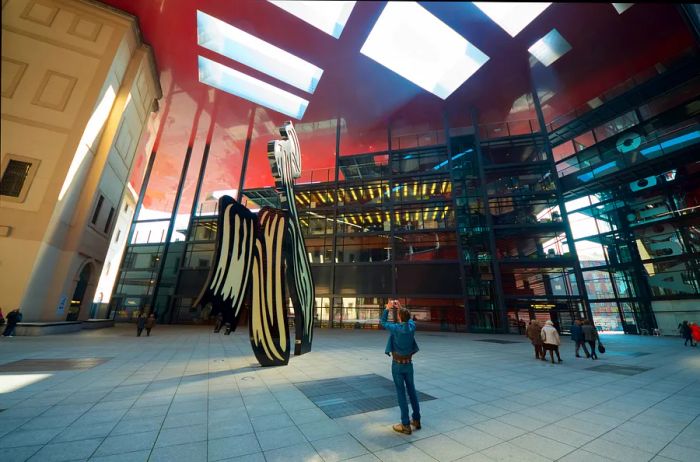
[67,264,92,321]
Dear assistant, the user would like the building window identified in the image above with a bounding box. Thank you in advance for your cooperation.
[0,156,39,203]
[104,207,115,233]
[92,196,104,225]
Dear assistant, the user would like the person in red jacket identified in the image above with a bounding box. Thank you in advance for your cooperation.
[691,322,700,346]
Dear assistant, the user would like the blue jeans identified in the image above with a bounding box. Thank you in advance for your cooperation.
[392,362,420,426]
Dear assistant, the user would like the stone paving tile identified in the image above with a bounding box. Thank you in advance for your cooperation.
[26,437,102,462]
[1,325,699,462]
[207,434,260,461]
[88,449,151,461]
[0,445,42,462]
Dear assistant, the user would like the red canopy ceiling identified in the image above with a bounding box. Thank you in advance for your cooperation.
[99,1,695,211]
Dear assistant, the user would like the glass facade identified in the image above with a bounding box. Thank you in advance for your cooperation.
[107,5,700,334]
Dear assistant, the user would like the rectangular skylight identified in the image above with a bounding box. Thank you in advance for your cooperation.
[198,56,309,120]
[197,10,323,94]
[267,1,356,39]
[612,3,634,14]
[473,2,551,37]
[528,29,572,67]
[360,2,489,100]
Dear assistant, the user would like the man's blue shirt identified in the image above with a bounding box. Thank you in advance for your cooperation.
[380,309,419,356]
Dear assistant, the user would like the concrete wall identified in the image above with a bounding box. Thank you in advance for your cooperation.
[652,299,700,335]
[0,0,161,321]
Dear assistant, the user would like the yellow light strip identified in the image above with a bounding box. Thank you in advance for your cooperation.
[412,183,417,197]
[422,183,427,197]
[318,193,327,203]
[350,188,358,201]
[369,187,375,199]
[430,182,436,195]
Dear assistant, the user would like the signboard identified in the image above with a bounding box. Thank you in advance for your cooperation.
[56,294,67,315]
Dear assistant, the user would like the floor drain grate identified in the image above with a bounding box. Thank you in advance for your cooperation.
[0,358,110,372]
[294,373,436,419]
[587,364,652,376]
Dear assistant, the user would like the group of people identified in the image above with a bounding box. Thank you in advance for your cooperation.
[135,312,156,336]
[526,318,603,363]
[0,308,22,337]
[679,320,700,347]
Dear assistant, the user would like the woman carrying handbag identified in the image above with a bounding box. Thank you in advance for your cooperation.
[581,320,600,360]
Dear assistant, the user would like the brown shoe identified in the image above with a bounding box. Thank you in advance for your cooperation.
[411,419,421,430]
[393,423,412,435]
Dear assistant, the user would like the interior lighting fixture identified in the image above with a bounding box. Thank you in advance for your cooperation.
[473,2,551,37]
[432,208,439,220]
[318,192,327,203]
[430,183,437,195]
[198,56,309,119]
[369,188,375,199]
[376,186,382,198]
[612,3,634,14]
[528,29,572,67]
[267,1,356,39]
[350,188,358,201]
[327,192,334,202]
[441,181,447,193]
[413,183,418,197]
[639,131,700,157]
[360,2,490,99]
[422,184,427,196]
[197,11,323,94]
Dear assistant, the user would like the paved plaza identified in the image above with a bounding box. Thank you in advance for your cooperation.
[0,325,699,462]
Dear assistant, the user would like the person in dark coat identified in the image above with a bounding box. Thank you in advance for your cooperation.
[570,319,590,358]
[2,308,22,337]
[581,320,599,359]
[526,319,544,360]
[136,313,146,337]
[145,313,156,336]
[680,321,693,346]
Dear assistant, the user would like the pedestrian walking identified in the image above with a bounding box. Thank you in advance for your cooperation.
[540,320,562,363]
[380,299,421,435]
[526,319,544,360]
[213,312,224,333]
[2,308,22,337]
[136,313,146,337]
[570,319,590,358]
[145,313,156,336]
[680,321,694,346]
[691,322,700,346]
[581,320,599,359]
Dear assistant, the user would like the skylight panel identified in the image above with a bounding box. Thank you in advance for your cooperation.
[612,3,634,14]
[528,29,572,67]
[360,2,489,100]
[197,11,323,94]
[267,1,356,38]
[198,56,309,120]
[473,2,551,37]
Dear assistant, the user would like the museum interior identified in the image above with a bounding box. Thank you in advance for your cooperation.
[1,1,699,335]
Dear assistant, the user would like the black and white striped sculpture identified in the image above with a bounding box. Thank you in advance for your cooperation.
[194,121,314,366]
[268,122,315,356]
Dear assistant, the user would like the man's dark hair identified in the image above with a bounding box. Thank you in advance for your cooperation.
[399,308,411,322]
